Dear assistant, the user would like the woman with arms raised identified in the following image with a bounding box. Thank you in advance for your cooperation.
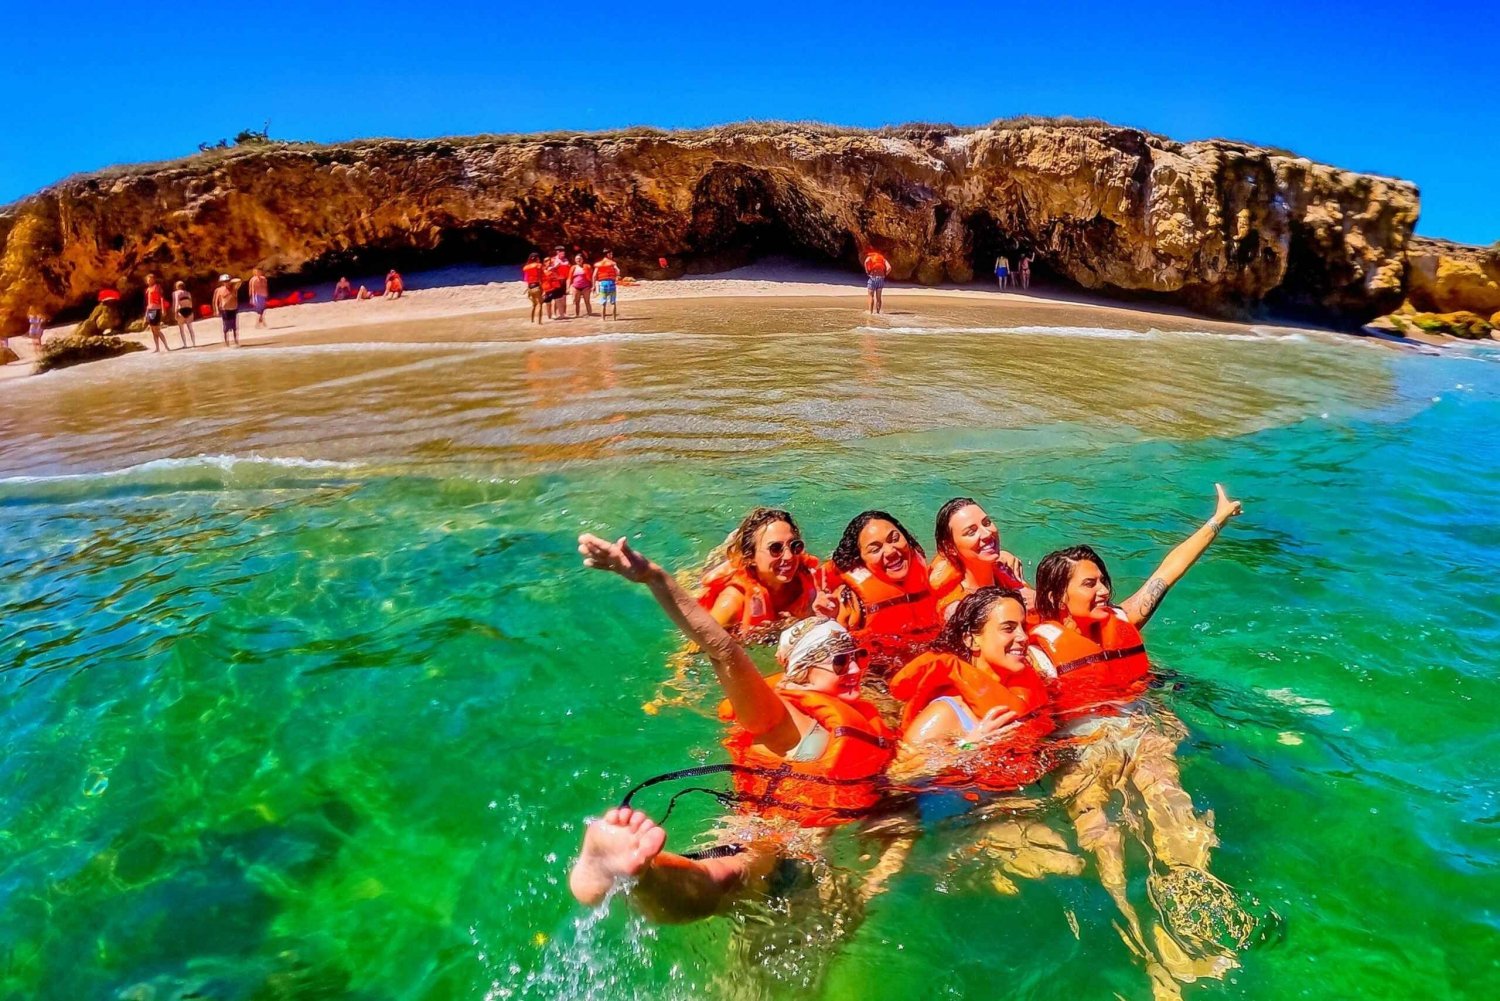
[569,533,895,923]
[1032,484,1252,997]
[929,497,1034,621]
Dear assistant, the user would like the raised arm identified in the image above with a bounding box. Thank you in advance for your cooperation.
[578,534,797,746]
[1119,484,1243,628]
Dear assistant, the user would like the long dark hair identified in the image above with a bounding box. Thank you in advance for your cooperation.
[932,586,1025,657]
[933,496,980,564]
[726,507,800,566]
[1034,545,1111,621]
[831,510,925,572]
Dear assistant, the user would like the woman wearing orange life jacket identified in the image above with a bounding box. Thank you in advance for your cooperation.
[695,507,822,640]
[569,533,895,924]
[822,510,941,667]
[929,496,1035,622]
[889,587,1055,792]
[1032,483,1250,993]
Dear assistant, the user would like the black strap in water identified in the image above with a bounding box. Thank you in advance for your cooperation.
[619,759,888,826]
[1053,644,1147,676]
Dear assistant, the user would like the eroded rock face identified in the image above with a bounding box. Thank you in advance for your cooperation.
[1404,237,1500,316]
[0,124,1422,331]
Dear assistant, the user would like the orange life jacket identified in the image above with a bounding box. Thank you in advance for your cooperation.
[889,651,1055,789]
[1028,608,1150,720]
[521,262,543,285]
[719,687,895,827]
[864,252,889,277]
[695,554,820,633]
[928,554,1030,620]
[594,259,620,280]
[832,554,940,661]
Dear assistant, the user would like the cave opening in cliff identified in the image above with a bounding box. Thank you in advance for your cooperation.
[965,211,1067,291]
[288,225,536,288]
[679,167,855,275]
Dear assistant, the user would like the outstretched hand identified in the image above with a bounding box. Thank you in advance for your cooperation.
[1212,483,1243,524]
[970,705,1020,743]
[578,533,655,583]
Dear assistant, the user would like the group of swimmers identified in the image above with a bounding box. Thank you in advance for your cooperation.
[332,270,404,302]
[522,248,623,323]
[568,486,1249,996]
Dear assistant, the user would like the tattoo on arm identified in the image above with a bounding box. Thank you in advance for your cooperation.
[1135,577,1169,624]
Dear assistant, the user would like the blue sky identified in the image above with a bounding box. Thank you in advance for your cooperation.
[4,0,1495,244]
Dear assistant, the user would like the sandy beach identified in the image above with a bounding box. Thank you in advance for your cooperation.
[2,261,1388,384]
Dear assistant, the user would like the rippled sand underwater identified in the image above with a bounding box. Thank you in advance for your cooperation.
[1,297,1498,1000]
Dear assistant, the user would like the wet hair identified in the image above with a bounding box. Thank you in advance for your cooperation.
[932,586,1026,657]
[831,510,926,572]
[726,507,801,566]
[1034,545,1112,622]
[933,496,981,563]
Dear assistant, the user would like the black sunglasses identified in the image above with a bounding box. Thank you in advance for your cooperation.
[810,649,868,676]
[765,539,806,558]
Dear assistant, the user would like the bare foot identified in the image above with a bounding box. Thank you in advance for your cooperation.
[569,807,667,906]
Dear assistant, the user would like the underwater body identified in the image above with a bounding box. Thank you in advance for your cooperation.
[1,296,1498,1000]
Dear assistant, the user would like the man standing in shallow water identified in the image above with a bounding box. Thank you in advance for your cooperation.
[593,250,620,320]
[863,248,890,314]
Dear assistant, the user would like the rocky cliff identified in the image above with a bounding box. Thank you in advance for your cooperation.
[1404,237,1500,318]
[0,122,1423,332]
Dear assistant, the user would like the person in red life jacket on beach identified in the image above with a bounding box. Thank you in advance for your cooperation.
[890,587,1054,790]
[1030,483,1250,991]
[568,533,896,923]
[820,510,941,668]
[521,253,545,324]
[695,507,822,640]
[863,248,890,314]
[548,247,571,318]
[928,497,1035,622]
[593,250,620,320]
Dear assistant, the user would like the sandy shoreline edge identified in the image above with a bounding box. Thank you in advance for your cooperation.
[0,261,1437,382]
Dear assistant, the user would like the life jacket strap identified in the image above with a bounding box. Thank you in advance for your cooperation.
[830,725,890,749]
[1052,644,1147,676]
[863,589,931,615]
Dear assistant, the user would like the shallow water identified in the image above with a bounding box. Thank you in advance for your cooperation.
[1,296,1497,1000]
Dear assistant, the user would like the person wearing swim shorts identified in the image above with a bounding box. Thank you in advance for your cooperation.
[994,255,1010,289]
[547,248,570,319]
[593,250,620,320]
[172,281,196,348]
[143,274,170,352]
[213,275,241,346]
[521,253,545,324]
[863,249,890,314]
[248,268,269,327]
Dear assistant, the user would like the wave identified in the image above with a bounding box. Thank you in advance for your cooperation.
[857,324,1151,339]
[0,454,364,504]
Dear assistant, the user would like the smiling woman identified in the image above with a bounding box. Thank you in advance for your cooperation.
[825,510,942,664]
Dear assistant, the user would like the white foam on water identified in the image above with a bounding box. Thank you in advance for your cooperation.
[856,324,1151,339]
[1263,687,1335,716]
[0,453,359,486]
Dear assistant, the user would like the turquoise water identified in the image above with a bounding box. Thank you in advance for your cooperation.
[1,298,1497,999]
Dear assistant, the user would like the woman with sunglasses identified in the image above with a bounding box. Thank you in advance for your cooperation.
[822,510,941,667]
[696,507,822,640]
[569,533,895,922]
[929,497,1035,622]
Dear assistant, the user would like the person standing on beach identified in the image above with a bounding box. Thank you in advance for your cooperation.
[1018,252,1032,290]
[994,255,1010,289]
[172,281,196,348]
[143,274,171,352]
[593,250,620,320]
[548,247,571,319]
[27,306,46,351]
[522,253,545,324]
[214,275,241,346]
[863,248,890,314]
[248,268,269,327]
[570,253,595,318]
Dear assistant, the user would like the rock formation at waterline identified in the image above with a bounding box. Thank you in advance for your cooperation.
[0,122,1425,332]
